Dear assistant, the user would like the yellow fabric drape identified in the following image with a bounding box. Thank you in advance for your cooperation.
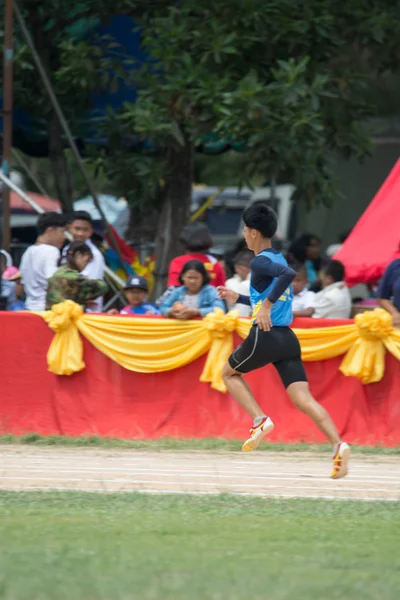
[40,302,400,391]
[42,300,85,375]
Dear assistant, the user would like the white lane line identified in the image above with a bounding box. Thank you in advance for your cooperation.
[1,456,397,472]
[0,475,396,494]
[2,452,395,463]
[2,465,400,484]
[0,485,397,502]
[2,457,398,474]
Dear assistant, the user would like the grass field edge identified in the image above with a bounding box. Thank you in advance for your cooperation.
[0,433,399,454]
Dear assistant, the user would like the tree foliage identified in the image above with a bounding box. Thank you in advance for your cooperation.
[0,0,126,210]
[108,0,400,207]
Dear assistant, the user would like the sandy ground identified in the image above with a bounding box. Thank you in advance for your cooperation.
[0,447,399,501]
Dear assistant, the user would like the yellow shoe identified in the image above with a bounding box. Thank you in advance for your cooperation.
[241,417,274,452]
[331,442,350,479]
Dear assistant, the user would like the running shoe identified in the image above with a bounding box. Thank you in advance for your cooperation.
[241,417,274,452]
[331,442,350,479]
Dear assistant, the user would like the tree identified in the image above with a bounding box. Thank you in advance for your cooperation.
[98,0,400,295]
[3,1,400,296]
[0,0,126,212]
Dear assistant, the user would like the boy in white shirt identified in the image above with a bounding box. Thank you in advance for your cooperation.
[313,260,352,319]
[20,212,66,311]
[291,263,315,318]
[226,250,253,317]
[64,211,106,312]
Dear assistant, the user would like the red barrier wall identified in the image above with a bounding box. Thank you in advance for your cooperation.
[1,313,400,445]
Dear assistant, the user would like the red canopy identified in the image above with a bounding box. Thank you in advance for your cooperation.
[10,191,60,212]
[334,159,400,287]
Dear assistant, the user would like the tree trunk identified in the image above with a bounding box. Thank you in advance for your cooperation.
[48,114,73,213]
[30,12,74,214]
[152,138,195,299]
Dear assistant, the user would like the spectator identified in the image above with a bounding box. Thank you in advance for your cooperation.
[2,266,25,311]
[225,238,249,278]
[46,241,108,310]
[0,253,16,310]
[291,263,315,318]
[161,259,225,319]
[20,212,66,311]
[288,233,321,285]
[109,276,160,316]
[167,223,226,288]
[377,258,400,327]
[64,211,106,312]
[313,260,352,319]
[225,250,253,317]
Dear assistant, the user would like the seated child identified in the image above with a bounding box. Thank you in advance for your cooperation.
[291,263,315,318]
[111,275,160,315]
[313,260,352,319]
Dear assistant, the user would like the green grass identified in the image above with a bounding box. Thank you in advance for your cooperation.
[0,433,399,454]
[0,492,399,600]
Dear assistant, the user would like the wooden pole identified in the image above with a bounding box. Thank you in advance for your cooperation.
[1,0,14,250]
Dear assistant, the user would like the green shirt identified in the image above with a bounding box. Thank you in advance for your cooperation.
[46,265,108,310]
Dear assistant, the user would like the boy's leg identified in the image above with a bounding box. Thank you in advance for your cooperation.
[222,362,274,451]
[286,380,340,446]
[221,363,264,419]
[282,375,350,479]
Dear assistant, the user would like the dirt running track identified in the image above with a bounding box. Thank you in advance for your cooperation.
[0,447,399,501]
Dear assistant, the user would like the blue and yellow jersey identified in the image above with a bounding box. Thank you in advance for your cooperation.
[249,250,294,327]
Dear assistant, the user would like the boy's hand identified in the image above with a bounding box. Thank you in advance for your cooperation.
[217,286,239,305]
[255,303,273,331]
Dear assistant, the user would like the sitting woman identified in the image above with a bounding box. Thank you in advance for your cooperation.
[46,241,108,310]
[160,259,225,319]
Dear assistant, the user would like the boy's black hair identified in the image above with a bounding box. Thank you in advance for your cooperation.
[324,259,345,283]
[37,212,66,236]
[179,222,213,253]
[242,202,278,239]
[233,249,254,267]
[178,259,211,285]
[68,210,93,225]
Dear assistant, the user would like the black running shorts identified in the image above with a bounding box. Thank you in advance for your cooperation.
[228,325,307,388]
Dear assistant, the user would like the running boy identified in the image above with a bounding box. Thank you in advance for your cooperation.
[218,203,350,479]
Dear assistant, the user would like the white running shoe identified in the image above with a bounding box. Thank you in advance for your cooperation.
[331,442,350,479]
[241,417,274,452]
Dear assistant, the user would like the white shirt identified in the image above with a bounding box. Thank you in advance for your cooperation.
[62,239,106,312]
[20,244,60,311]
[313,282,352,319]
[226,274,252,317]
[292,289,315,313]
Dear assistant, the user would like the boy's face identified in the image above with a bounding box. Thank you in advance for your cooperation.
[125,288,147,307]
[243,226,258,251]
[69,219,93,242]
[292,271,308,295]
[48,226,66,249]
[15,279,24,297]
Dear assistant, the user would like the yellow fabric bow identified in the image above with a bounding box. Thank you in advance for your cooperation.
[340,308,400,383]
[42,300,85,375]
